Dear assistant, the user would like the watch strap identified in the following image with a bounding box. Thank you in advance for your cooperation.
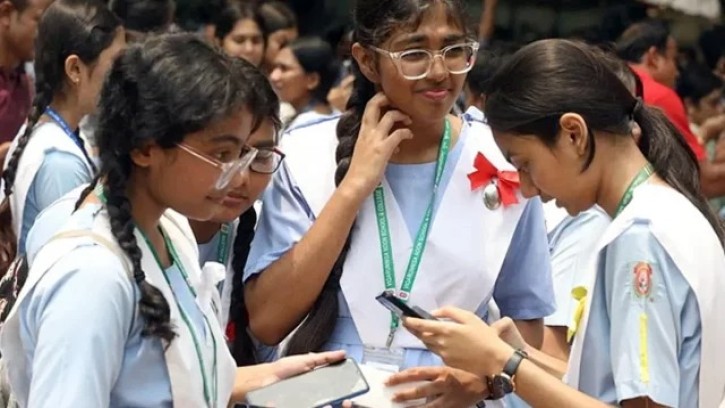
[503,349,528,377]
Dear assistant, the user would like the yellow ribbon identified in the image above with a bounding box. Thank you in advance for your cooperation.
[567,286,588,343]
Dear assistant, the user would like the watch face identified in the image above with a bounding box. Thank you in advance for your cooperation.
[488,375,513,399]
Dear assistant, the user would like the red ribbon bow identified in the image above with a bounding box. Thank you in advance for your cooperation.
[467,152,520,206]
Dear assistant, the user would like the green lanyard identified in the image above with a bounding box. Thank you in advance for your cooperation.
[95,185,219,406]
[614,163,654,217]
[216,223,232,266]
[373,119,452,348]
[141,228,219,408]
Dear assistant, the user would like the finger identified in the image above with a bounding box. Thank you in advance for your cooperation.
[392,381,446,403]
[341,75,355,88]
[432,306,478,323]
[386,367,442,385]
[361,93,390,127]
[491,316,514,335]
[381,128,414,152]
[402,316,450,336]
[376,110,412,135]
[306,350,346,367]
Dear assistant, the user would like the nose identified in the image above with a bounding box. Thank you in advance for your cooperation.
[427,55,448,82]
[270,68,282,83]
[518,172,539,199]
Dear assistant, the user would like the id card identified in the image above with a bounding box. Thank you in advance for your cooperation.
[362,346,404,373]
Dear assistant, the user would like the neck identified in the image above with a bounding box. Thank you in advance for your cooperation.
[312,102,332,115]
[595,139,651,217]
[188,219,223,244]
[127,174,166,253]
[48,96,83,130]
[390,115,458,164]
[0,39,21,72]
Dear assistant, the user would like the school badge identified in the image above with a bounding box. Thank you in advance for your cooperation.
[467,152,520,210]
[633,262,653,298]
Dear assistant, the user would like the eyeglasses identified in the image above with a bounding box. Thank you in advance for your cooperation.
[177,143,258,191]
[249,146,285,174]
[371,41,479,80]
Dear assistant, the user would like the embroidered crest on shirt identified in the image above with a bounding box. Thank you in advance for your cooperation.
[632,262,653,298]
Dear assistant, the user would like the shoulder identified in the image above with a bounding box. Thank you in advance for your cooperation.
[285,113,341,135]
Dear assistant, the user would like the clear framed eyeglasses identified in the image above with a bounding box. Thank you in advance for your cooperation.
[177,143,258,191]
[370,41,480,80]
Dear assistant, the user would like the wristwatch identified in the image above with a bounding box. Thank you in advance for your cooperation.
[486,349,528,400]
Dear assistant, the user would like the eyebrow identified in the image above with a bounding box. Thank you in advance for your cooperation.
[252,140,276,148]
[209,134,243,145]
[392,33,467,48]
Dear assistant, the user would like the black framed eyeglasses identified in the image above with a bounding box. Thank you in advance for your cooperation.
[249,147,285,174]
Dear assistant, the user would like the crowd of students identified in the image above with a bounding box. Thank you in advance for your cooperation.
[0,0,723,407]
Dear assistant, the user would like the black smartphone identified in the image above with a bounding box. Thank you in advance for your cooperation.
[376,291,438,320]
[245,358,370,408]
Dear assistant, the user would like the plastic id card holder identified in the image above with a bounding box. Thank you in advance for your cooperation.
[362,346,405,373]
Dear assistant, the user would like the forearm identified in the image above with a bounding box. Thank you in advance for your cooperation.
[513,360,612,408]
[514,318,544,349]
[245,181,367,344]
[521,343,568,379]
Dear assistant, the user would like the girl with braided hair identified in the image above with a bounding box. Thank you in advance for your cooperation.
[0,33,343,407]
[0,0,125,273]
[244,0,555,405]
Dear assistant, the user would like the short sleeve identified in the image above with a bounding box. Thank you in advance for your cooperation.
[31,149,91,211]
[604,222,692,407]
[493,197,556,319]
[545,210,610,327]
[21,244,135,407]
[243,162,315,281]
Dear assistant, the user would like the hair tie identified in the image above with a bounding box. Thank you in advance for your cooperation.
[631,97,644,118]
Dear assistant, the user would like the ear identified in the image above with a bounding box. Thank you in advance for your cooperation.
[129,143,159,168]
[558,113,589,158]
[0,1,14,25]
[64,55,83,86]
[306,72,320,91]
[683,97,696,114]
[351,42,380,84]
[643,45,661,69]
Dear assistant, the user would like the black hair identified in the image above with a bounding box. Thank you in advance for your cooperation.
[677,62,723,104]
[75,33,264,345]
[615,19,671,63]
[284,37,340,105]
[466,48,513,97]
[109,0,174,33]
[0,0,120,274]
[284,0,469,356]
[699,25,724,72]
[227,61,281,366]
[258,1,297,34]
[484,39,724,244]
[7,0,28,11]
[214,1,267,43]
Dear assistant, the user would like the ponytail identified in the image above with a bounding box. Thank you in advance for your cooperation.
[284,59,377,355]
[633,102,725,245]
[0,75,55,275]
[229,208,260,366]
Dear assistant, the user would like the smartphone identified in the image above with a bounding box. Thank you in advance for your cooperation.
[376,291,438,320]
[245,358,370,408]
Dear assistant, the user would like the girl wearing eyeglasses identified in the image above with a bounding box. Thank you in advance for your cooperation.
[243,0,555,406]
[187,63,287,367]
[0,33,344,407]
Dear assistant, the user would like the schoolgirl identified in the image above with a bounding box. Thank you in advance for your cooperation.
[0,33,342,407]
[403,39,725,408]
[0,0,125,269]
[244,0,555,405]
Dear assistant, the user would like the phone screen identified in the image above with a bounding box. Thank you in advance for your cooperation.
[245,359,369,408]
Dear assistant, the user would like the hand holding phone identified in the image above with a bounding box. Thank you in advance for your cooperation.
[245,358,370,408]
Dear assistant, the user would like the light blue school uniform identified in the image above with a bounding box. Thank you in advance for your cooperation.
[197,231,278,363]
[578,221,701,407]
[19,149,92,254]
[244,115,556,369]
[12,200,208,407]
[545,207,611,328]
